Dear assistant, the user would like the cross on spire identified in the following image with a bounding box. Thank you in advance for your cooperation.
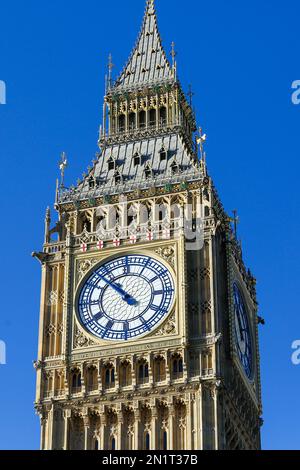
[187,85,195,107]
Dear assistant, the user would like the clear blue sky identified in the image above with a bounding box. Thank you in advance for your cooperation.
[0,0,299,450]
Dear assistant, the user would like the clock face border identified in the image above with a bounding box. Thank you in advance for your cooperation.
[232,281,254,381]
[74,251,177,344]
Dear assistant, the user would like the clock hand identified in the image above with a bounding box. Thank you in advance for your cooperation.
[96,273,137,306]
[236,310,245,342]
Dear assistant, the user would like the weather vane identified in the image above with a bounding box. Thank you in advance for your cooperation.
[59,152,68,187]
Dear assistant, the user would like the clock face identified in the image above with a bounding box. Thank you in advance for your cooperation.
[233,283,253,379]
[77,254,175,342]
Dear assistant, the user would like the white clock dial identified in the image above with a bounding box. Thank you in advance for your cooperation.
[77,254,175,341]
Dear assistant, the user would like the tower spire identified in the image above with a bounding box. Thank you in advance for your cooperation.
[114,0,173,89]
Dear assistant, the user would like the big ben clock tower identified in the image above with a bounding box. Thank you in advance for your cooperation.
[33,0,263,450]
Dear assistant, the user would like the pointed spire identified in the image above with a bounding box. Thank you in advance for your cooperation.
[114,0,173,90]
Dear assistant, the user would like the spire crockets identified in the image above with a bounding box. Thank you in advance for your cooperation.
[114,0,174,89]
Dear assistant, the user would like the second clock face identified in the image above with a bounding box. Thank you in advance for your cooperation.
[233,283,253,379]
[77,254,175,342]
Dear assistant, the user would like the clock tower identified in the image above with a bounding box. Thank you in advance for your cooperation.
[33,0,263,450]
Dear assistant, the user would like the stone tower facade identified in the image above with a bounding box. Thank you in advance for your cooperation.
[33,0,263,450]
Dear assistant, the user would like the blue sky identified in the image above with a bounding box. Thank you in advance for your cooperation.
[0,0,299,450]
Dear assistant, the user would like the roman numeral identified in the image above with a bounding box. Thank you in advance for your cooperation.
[106,320,114,329]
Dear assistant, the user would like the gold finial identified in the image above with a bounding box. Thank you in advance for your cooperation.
[196,128,207,157]
[229,210,239,240]
[196,128,207,175]
[171,41,177,79]
[187,85,194,107]
[107,53,114,90]
[59,152,68,187]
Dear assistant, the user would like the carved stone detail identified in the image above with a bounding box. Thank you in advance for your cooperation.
[153,311,176,337]
[74,324,96,349]
[155,246,175,268]
[76,258,100,283]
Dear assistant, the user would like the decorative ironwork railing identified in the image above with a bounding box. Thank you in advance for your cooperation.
[58,169,204,204]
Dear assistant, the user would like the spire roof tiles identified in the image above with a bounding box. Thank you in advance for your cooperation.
[114,0,174,90]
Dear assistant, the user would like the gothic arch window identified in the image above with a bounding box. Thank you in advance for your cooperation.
[94,439,99,450]
[118,114,125,132]
[171,355,183,380]
[139,110,146,129]
[108,157,116,171]
[44,373,53,398]
[86,366,98,393]
[78,212,92,234]
[111,437,116,451]
[163,431,168,451]
[159,107,167,126]
[55,371,65,396]
[202,350,213,376]
[71,370,81,393]
[129,112,136,130]
[149,108,156,127]
[175,402,187,450]
[120,361,132,387]
[171,161,179,174]
[137,360,149,385]
[103,364,115,389]
[159,147,167,162]
[133,152,141,167]
[145,164,153,179]
[114,171,122,185]
[154,356,166,382]
[205,206,210,217]
[145,433,150,451]
[88,176,95,189]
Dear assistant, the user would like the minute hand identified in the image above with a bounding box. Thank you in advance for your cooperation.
[96,273,137,306]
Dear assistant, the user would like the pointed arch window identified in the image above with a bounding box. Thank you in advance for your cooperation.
[88,176,95,189]
[159,107,167,126]
[172,355,184,380]
[163,431,168,451]
[137,360,149,385]
[139,110,146,129]
[118,114,126,132]
[71,370,82,393]
[111,438,116,451]
[149,108,156,127]
[159,147,167,162]
[104,365,115,389]
[108,157,116,172]
[171,161,179,174]
[145,433,150,451]
[145,165,153,179]
[114,171,122,185]
[133,152,141,167]
[129,112,136,130]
